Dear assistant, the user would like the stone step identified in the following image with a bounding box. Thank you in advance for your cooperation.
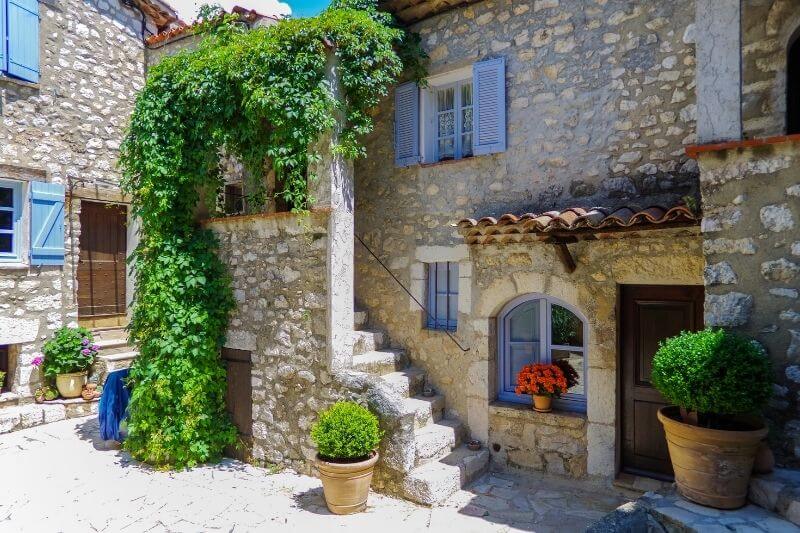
[402,445,490,506]
[91,327,128,341]
[749,468,800,527]
[352,330,385,356]
[352,349,408,375]
[94,351,138,385]
[0,399,99,435]
[382,367,426,398]
[0,392,20,408]
[93,337,134,355]
[354,309,368,330]
[403,394,445,429]
[414,419,463,465]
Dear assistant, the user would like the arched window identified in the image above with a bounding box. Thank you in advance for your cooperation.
[788,33,800,134]
[498,295,588,412]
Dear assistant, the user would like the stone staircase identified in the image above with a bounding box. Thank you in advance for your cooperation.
[350,308,489,505]
[91,326,138,384]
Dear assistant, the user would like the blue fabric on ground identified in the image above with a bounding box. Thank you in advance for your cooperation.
[99,368,131,441]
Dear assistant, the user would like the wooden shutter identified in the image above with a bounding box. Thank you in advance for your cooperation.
[7,0,39,83]
[30,181,65,266]
[473,57,506,155]
[0,0,7,73]
[394,81,420,167]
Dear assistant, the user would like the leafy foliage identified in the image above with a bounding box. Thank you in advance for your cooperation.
[651,329,773,418]
[41,327,98,378]
[119,2,421,468]
[311,401,383,460]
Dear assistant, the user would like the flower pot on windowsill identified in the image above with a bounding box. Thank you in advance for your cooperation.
[55,371,87,399]
[532,394,552,413]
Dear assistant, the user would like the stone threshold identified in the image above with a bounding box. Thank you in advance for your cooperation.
[686,133,800,158]
[613,471,673,495]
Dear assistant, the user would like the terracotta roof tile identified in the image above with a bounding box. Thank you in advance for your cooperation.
[456,204,699,244]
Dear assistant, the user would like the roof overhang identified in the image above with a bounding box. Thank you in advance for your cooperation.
[379,0,483,25]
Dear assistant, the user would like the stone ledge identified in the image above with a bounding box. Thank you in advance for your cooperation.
[686,133,800,159]
[0,75,39,90]
[43,397,99,405]
[489,401,587,429]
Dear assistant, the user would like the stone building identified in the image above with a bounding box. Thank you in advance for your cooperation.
[0,0,179,428]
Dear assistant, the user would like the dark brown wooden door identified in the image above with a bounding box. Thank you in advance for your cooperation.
[77,202,127,317]
[621,285,704,479]
[222,347,253,461]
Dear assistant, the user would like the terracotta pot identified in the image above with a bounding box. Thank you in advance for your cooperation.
[532,395,552,413]
[657,406,767,509]
[316,452,379,515]
[55,372,87,399]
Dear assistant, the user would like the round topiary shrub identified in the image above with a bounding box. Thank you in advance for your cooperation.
[651,328,773,417]
[311,401,383,461]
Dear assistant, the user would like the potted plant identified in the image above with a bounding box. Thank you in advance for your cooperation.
[515,363,570,412]
[652,328,772,509]
[0,370,5,392]
[41,327,100,399]
[310,401,383,515]
[34,385,58,403]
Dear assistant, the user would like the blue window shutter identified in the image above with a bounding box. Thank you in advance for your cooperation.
[7,0,39,83]
[473,57,506,155]
[394,81,420,167]
[30,181,65,266]
[0,0,7,73]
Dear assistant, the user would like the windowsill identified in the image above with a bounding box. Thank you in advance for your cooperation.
[0,261,29,270]
[489,400,587,429]
[0,75,39,90]
[419,156,479,169]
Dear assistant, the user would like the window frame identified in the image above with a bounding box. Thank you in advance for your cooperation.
[421,65,474,164]
[0,179,23,263]
[425,261,458,331]
[497,294,588,413]
[432,81,473,162]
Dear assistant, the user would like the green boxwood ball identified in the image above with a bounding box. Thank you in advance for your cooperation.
[311,401,383,460]
[651,329,773,416]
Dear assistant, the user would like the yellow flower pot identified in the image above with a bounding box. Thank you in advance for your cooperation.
[55,372,87,399]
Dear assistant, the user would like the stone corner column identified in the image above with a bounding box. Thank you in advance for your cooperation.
[309,51,354,373]
[696,0,742,143]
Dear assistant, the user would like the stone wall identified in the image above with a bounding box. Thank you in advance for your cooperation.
[0,0,146,399]
[697,139,800,462]
[354,0,700,479]
[467,231,703,479]
[741,0,800,138]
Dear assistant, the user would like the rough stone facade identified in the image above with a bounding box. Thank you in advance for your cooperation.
[741,0,800,138]
[354,0,703,481]
[0,0,151,401]
[697,139,800,463]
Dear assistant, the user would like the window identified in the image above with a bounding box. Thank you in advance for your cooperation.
[434,82,473,161]
[426,262,458,331]
[788,33,800,134]
[0,345,8,392]
[498,295,587,412]
[394,57,506,167]
[224,183,245,215]
[0,0,41,83]
[0,179,22,263]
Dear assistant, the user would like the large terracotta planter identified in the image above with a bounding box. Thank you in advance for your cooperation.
[55,371,87,399]
[657,406,767,509]
[316,452,379,515]
[532,395,552,413]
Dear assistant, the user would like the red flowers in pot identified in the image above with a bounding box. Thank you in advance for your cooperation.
[515,362,573,413]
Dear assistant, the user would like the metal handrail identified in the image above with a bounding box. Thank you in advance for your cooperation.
[355,233,470,353]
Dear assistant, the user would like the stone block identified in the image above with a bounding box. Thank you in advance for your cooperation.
[761,259,799,282]
[705,292,753,326]
[761,204,795,232]
[704,261,738,285]
[587,423,615,477]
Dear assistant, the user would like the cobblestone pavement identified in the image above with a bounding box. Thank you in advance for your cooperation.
[0,417,629,532]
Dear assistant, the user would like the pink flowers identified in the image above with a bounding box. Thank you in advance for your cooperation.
[31,356,44,367]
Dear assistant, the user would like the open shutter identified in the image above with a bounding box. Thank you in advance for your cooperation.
[30,181,65,266]
[0,0,7,73]
[7,0,39,83]
[394,81,420,167]
[473,57,506,155]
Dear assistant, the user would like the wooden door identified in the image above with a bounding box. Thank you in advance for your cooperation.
[222,347,253,461]
[77,202,127,317]
[621,285,704,479]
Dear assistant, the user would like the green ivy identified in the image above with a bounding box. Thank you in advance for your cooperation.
[119,2,423,468]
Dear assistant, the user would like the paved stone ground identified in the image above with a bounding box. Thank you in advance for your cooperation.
[0,417,629,532]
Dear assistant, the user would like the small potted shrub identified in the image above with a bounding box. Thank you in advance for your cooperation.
[515,363,570,412]
[41,327,100,399]
[652,329,772,509]
[0,370,5,392]
[34,385,58,403]
[311,401,383,515]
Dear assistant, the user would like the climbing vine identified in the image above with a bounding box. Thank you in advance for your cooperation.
[119,1,424,467]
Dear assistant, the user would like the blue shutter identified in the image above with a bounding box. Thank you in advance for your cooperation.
[30,181,65,266]
[7,0,39,83]
[0,0,7,73]
[473,57,506,155]
[394,81,420,167]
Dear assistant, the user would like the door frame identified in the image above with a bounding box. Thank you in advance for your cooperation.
[615,284,704,480]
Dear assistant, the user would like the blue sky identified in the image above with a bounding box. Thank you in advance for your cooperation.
[168,0,330,21]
